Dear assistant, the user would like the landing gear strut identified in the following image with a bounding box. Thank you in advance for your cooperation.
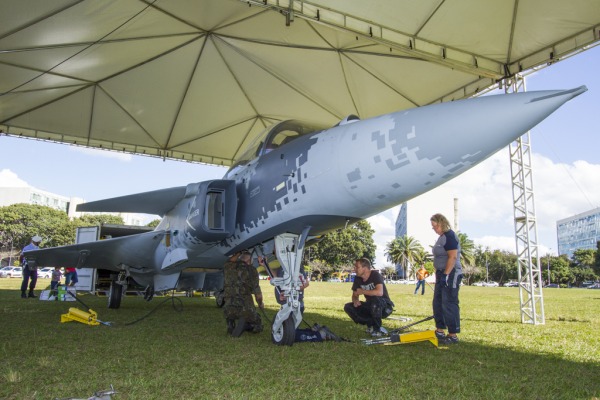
[108,271,127,309]
[268,227,310,346]
[143,285,155,301]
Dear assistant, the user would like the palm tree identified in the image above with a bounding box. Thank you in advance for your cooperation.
[458,232,475,269]
[385,236,424,279]
[414,247,432,267]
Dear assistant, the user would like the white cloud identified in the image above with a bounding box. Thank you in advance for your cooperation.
[472,235,517,253]
[368,151,600,264]
[368,207,399,268]
[0,169,28,187]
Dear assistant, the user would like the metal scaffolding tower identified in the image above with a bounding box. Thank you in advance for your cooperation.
[505,75,545,325]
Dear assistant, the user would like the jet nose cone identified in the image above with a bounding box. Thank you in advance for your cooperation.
[332,86,586,213]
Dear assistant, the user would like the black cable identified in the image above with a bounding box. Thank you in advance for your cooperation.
[65,288,184,327]
[65,287,92,310]
[389,315,434,334]
[260,307,274,325]
[120,294,184,327]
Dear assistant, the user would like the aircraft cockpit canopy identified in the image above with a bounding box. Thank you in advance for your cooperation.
[226,120,327,175]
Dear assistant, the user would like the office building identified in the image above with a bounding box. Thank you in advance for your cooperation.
[557,207,600,258]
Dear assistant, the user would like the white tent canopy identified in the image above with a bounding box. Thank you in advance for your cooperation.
[1,0,599,166]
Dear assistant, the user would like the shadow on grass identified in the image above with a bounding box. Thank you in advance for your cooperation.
[0,289,598,399]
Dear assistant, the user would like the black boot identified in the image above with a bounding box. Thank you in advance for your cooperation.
[231,318,246,337]
[226,319,235,335]
[28,290,36,298]
[21,291,27,299]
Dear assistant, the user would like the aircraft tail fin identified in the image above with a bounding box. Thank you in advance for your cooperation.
[76,186,188,216]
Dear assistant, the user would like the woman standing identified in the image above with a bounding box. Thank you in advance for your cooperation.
[430,213,462,344]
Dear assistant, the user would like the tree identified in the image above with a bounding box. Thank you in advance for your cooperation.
[305,259,332,281]
[458,232,475,269]
[572,248,596,269]
[489,250,518,283]
[73,214,125,227]
[0,203,73,251]
[466,246,487,285]
[382,265,397,280]
[570,249,598,285]
[385,235,423,279]
[147,219,161,228]
[413,247,431,267]
[596,241,600,276]
[471,248,518,284]
[548,255,572,286]
[308,220,376,271]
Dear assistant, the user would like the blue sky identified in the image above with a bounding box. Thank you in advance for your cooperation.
[2,45,599,266]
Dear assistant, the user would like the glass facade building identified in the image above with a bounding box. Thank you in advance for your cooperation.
[556,207,600,258]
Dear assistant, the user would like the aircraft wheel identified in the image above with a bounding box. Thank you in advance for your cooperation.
[215,290,225,308]
[272,315,295,346]
[108,282,124,309]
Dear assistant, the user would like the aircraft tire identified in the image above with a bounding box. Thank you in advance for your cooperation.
[108,282,124,309]
[271,315,295,346]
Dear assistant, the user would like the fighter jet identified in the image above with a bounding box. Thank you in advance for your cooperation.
[24,86,586,345]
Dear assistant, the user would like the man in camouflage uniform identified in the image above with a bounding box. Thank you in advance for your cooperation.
[223,251,264,337]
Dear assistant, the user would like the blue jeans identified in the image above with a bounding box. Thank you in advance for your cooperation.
[433,270,462,334]
[414,280,426,294]
[65,271,78,286]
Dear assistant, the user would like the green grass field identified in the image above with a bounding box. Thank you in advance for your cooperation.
[0,278,598,399]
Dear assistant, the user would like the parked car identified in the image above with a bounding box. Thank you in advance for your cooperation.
[484,281,499,287]
[472,281,485,286]
[503,281,519,287]
[0,266,23,278]
[587,283,600,289]
[38,267,54,279]
[545,283,560,288]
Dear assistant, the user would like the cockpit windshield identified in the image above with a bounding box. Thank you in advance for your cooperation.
[226,120,327,175]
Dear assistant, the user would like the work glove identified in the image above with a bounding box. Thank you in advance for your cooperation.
[442,274,449,288]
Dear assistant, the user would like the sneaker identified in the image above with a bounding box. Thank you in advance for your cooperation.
[434,330,446,339]
[21,292,27,299]
[439,335,459,345]
[371,328,388,337]
[365,326,374,334]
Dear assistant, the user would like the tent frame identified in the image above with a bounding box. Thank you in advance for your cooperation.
[506,74,545,325]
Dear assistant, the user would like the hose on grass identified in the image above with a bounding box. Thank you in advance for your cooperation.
[65,288,184,327]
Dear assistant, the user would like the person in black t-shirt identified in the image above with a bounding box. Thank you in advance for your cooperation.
[343,258,394,337]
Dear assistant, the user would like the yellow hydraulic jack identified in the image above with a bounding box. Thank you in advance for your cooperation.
[362,329,438,347]
[60,307,102,326]
[361,315,438,347]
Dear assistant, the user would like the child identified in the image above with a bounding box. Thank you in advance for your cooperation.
[51,267,62,295]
